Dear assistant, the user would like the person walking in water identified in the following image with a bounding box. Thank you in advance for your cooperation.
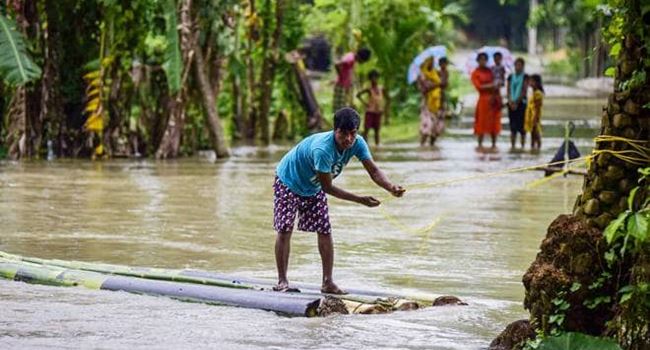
[332,48,371,113]
[417,57,444,146]
[356,69,384,146]
[273,107,405,294]
[471,52,500,151]
[506,57,528,149]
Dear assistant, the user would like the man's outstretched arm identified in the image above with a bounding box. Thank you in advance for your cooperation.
[317,172,380,207]
[361,159,405,197]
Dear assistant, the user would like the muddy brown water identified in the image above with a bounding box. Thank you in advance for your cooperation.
[0,98,603,349]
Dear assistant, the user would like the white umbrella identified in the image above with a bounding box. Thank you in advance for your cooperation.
[407,45,447,84]
[464,46,514,75]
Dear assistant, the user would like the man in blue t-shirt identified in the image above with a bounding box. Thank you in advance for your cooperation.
[273,107,405,294]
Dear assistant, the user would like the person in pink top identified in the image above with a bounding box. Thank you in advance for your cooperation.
[332,48,371,113]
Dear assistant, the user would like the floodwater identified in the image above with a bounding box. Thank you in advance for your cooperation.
[0,97,602,349]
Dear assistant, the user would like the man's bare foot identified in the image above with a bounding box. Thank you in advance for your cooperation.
[273,280,289,292]
[321,281,347,295]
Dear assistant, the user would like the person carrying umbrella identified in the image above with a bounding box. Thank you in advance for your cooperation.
[417,57,444,146]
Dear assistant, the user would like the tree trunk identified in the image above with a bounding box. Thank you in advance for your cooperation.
[155,97,185,158]
[245,0,258,140]
[516,1,650,346]
[5,88,40,160]
[42,0,66,158]
[231,13,245,140]
[192,34,229,158]
[7,0,42,159]
[257,0,285,144]
[574,19,648,230]
[156,0,192,159]
[287,53,324,132]
[6,87,26,160]
[246,44,257,140]
[0,83,4,140]
[232,76,244,140]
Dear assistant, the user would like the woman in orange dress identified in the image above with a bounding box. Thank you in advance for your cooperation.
[471,52,500,150]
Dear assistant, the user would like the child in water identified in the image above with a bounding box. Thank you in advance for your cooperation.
[356,69,384,146]
[525,74,544,151]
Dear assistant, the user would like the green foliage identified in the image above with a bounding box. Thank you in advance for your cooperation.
[305,0,467,118]
[602,167,650,327]
[377,1,463,112]
[604,168,650,250]
[535,332,622,350]
[161,0,181,93]
[549,291,570,330]
[545,52,582,82]
[0,14,42,86]
[619,70,647,91]
[528,0,604,44]
[602,0,650,84]
[617,282,650,306]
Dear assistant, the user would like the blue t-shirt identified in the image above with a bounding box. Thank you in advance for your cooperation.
[276,131,372,196]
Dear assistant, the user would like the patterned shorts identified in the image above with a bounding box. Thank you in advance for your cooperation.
[273,177,331,235]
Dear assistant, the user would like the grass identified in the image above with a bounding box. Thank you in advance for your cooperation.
[379,117,421,144]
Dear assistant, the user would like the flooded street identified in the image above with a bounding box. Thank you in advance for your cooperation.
[0,97,603,349]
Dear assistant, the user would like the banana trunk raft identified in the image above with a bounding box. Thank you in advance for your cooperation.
[0,251,465,317]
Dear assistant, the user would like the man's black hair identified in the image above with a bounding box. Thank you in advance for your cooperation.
[333,107,361,131]
[476,52,488,61]
[438,57,448,65]
[368,69,380,79]
[493,51,503,59]
[356,48,371,62]
[515,57,525,65]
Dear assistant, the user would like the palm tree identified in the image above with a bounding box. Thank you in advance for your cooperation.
[516,0,649,347]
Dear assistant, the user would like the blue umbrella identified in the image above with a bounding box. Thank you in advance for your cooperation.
[407,45,447,84]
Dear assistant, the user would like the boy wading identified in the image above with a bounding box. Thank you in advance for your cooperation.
[273,107,405,294]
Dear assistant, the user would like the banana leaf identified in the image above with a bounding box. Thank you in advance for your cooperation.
[0,14,42,86]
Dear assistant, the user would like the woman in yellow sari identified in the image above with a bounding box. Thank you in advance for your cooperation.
[524,74,544,151]
[417,57,444,146]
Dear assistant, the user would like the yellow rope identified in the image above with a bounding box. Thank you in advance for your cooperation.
[405,156,591,191]
[377,135,648,235]
[525,167,570,189]
[377,156,591,235]
[592,135,650,165]
[377,205,443,235]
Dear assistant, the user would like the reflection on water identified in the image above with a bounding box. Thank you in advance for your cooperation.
[0,98,601,349]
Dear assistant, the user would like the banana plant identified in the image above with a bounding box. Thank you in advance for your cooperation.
[0,14,41,86]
